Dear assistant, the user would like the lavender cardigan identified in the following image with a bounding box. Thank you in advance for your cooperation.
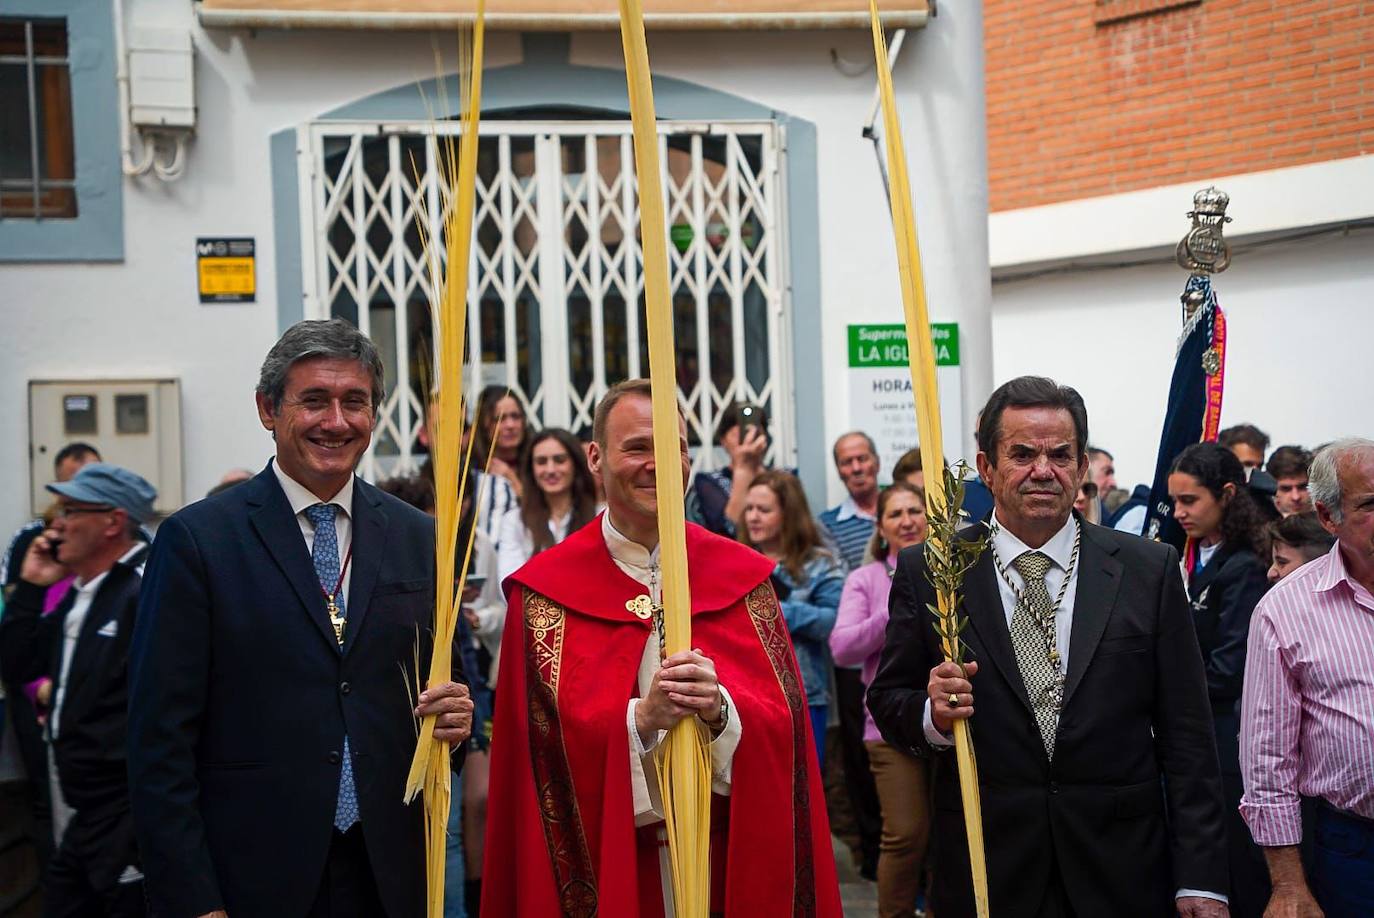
[829,557,896,743]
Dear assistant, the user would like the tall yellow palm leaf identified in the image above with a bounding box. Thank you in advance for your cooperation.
[618,1,714,913]
[401,6,487,917]
[868,3,990,915]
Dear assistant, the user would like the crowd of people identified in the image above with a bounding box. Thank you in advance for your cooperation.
[0,318,1369,918]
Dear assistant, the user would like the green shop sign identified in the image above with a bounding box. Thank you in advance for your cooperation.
[848,323,959,368]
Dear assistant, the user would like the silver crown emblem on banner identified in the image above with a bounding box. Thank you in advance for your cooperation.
[1176,187,1232,275]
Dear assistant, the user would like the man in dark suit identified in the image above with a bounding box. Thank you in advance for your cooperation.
[128,319,472,918]
[868,376,1230,918]
[0,463,157,916]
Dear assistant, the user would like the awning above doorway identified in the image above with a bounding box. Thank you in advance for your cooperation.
[195,0,931,31]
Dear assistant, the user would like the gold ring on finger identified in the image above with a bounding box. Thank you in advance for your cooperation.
[948,693,959,707]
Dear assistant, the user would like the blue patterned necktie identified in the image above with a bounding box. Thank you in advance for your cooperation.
[305,502,359,831]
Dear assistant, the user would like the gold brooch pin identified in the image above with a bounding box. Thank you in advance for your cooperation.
[625,594,654,620]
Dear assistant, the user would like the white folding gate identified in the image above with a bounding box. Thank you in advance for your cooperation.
[299,118,794,482]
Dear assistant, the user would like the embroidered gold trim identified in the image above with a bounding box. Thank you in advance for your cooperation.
[745,583,817,917]
[526,591,566,691]
[522,589,598,917]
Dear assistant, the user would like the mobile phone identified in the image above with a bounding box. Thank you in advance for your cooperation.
[44,536,64,559]
[464,575,487,592]
[738,405,764,437]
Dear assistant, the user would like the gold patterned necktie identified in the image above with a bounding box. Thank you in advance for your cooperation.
[1010,550,1059,758]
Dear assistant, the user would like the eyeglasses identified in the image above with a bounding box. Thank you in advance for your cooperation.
[54,505,115,519]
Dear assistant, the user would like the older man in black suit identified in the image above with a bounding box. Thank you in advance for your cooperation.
[128,319,471,918]
[868,376,1229,918]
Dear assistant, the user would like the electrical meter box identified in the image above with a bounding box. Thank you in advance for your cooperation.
[29,379,184,517]
[128,28,196,130]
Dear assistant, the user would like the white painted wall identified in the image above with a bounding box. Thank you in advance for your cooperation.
[988,150,1374,492]
[991,226,1374,492]
[2,5,992,530]
[1,6,524,532]
[990,156,1374,271]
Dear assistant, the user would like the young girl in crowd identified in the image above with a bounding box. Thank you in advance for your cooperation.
[1266,510,1334,583]
[739,469,845,767]
[1167,442,1271,918]
[496,428,599,583]
[830,482,931,918]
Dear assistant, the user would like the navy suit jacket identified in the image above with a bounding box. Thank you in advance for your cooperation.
[128,464,462,918]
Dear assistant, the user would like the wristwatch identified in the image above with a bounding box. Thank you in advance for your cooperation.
[702,695,730,735]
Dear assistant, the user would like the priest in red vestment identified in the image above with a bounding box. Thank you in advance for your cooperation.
[483,379,842,917]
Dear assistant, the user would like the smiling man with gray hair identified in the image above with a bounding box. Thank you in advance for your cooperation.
[128,318,471,918]
[1240,437,1374,918]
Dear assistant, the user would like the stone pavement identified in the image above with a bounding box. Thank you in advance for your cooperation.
[834,835,879,916]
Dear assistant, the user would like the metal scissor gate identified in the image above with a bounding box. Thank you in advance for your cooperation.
[301,118,794,481]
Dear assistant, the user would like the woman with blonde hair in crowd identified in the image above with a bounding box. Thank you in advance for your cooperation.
[830,481,931,918]
[740,469,845,767]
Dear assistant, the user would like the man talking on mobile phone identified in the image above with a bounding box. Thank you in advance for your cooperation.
[0,463,157,916]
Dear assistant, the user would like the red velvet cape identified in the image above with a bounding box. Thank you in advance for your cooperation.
[482,515,842,917]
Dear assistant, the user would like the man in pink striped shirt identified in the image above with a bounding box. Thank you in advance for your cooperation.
[1240,438,1374,918]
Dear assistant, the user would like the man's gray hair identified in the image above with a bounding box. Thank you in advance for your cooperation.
[832,431,879,465]
[1308,437,1374,523]
[256,318,385,413]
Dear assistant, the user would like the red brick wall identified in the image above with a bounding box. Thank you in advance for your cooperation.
[985,0,1372,212]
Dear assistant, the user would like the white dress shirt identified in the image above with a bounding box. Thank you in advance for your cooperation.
[922,512,1080,748]
[989,513,1081,664]
[272,460,354,606]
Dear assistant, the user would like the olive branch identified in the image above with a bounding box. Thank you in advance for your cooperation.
[924,461,990,668]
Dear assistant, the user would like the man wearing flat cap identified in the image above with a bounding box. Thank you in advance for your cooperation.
[0,463,158,916]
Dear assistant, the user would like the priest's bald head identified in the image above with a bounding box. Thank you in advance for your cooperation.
[587,379,690,549]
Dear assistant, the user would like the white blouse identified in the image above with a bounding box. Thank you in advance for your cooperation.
[496,505,573,584]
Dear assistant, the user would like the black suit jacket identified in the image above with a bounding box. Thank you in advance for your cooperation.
[1187,544,1268,777]
[868,518,1228,918]
[0,546,147,889]
[128,465,462,918]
